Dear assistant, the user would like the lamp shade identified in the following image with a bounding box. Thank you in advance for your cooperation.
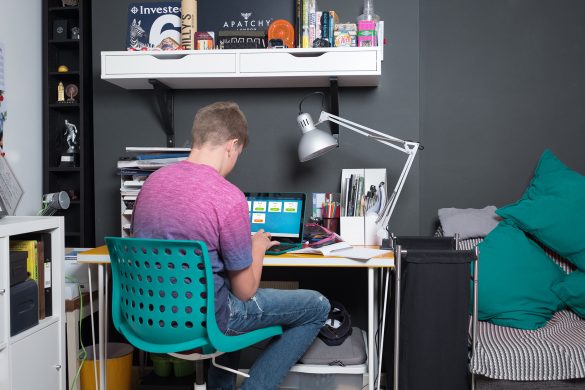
[297,112,338,162]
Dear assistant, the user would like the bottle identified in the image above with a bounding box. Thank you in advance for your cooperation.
[357,0,380,46]
[357,0,380,23]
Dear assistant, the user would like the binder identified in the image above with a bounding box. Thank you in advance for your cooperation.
[39,233,53,318]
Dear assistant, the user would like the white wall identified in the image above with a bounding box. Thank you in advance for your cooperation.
[0,0,43,215]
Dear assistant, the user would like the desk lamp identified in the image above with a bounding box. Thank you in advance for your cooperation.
[38,191,71,216]
[296,92,421,238]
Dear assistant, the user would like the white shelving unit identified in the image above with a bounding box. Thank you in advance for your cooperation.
[101,47,382,89]
[0,216,65,390]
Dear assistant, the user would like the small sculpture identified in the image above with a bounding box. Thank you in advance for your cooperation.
[65,83,78,103]
[57,65,69,73]
[60,119,79,166]
[61,0,79,6]
[71,27,80,40]
[57,81,65,103]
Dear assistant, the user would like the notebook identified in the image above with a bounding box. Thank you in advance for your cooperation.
[245,192,306,255]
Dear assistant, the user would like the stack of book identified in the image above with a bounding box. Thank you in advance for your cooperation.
[297,0,341,48]
[9,234,53,320]
[118,147,190,235]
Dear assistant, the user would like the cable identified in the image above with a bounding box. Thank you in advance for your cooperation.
[65,277,88,390]
[298,91,326,114]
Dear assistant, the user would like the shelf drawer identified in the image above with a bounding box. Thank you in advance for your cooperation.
[103,52,237,75]
[239,49,379,74]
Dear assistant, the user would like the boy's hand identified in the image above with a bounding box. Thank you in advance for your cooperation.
[253,229,280,251]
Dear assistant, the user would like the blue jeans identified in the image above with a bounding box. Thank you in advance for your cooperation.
[207,288,330,390]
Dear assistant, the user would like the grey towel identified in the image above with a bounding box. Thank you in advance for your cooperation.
[438,206,500,239]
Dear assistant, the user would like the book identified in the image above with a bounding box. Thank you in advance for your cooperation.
[126,2,181,50]
[290,241,391,260]
[36,240,46,319]
[39,233,53,317]
[9,240,38,281]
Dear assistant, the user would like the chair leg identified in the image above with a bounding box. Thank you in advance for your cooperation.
[195,360,205,385]
[211,356,250,378]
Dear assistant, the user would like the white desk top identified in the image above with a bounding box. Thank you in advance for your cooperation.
[77,245,394,268]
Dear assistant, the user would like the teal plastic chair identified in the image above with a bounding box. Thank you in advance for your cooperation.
[105,237,283,382]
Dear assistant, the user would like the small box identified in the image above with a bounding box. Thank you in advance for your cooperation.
[9,251,28,286]
[53,19,69,40]
[279,371,363,390]
[10,279,39,336]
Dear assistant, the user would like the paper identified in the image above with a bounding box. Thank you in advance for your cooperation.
[290,241,390,260]
[290,241,352,256]
[0,156,23,215]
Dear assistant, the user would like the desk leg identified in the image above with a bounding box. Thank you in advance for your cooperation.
[376,268,390,390]
[66,308,81,390]
[98,264,106,390]
[368,268,375,390]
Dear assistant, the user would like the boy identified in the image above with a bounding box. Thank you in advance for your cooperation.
[132,101,330,389]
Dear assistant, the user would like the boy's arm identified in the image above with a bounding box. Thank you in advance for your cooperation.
[228,229,278,301]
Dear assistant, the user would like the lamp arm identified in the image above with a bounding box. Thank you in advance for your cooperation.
[375,147,418,232]
[317,111,417,155]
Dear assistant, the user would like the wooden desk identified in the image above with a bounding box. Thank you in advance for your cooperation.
[78,245,394,390]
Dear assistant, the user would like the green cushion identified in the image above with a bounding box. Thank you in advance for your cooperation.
[551,271,585,318]
[496,149,585,270]
[477,221,565,330]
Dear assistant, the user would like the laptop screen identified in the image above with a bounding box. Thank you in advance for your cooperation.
[244,192,306,242]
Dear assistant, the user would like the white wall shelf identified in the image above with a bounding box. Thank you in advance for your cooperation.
[101,47,382,90]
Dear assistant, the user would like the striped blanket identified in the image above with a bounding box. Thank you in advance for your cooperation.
[453,234,585,380]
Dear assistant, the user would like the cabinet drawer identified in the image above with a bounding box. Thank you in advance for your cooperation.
[104,52,237,75]
[240,49,379,74]
[12,322,61,389]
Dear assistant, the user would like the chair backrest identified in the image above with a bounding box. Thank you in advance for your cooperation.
[106,237,220,354]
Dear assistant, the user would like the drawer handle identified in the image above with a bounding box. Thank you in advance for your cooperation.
[0,289,5,295]
[289,52,326,58]
[150,54,190,60]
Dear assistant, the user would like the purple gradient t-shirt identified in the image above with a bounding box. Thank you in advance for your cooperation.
[132,161,252,332]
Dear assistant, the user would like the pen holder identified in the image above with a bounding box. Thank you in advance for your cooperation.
[322,218,340,234]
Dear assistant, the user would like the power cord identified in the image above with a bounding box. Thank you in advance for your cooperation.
[66,276,88,390]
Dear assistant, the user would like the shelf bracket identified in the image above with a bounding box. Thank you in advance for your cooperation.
[148,79,175,147]
[329,77,339,136]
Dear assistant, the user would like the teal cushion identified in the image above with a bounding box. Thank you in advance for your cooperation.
[551,271,585,318]
[496,149,585,270]
[477,221,565,330]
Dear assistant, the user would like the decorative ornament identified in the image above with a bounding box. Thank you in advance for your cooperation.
[57,65,69,73]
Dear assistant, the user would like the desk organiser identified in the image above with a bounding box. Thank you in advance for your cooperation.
[340,168,387,245]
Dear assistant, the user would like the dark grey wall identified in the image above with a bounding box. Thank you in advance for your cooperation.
[92,0,420,244]
[420,0,585,233]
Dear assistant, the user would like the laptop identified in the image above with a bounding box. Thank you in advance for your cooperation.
[245,192,306,255]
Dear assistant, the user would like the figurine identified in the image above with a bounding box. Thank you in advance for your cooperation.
[57,81,65,103]
[60,119,79,166]
[65,84,78,103]
[71,27,80,40]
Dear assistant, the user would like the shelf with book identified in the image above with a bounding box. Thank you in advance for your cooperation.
[101,47,382,90]
[0,216,65,390]
[43,0,94,247]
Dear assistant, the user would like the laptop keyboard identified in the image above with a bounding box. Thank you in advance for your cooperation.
[268,243,299,253]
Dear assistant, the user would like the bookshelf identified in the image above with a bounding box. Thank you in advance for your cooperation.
[0,217,65,390]
[43,0,94,247]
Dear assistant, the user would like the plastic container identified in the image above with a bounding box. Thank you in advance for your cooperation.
[171,357,196,377]
[279,371,363,390]
[80,343,134,390]
[150,354,173,377]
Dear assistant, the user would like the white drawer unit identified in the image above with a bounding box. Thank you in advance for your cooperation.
[101,47,383,89]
